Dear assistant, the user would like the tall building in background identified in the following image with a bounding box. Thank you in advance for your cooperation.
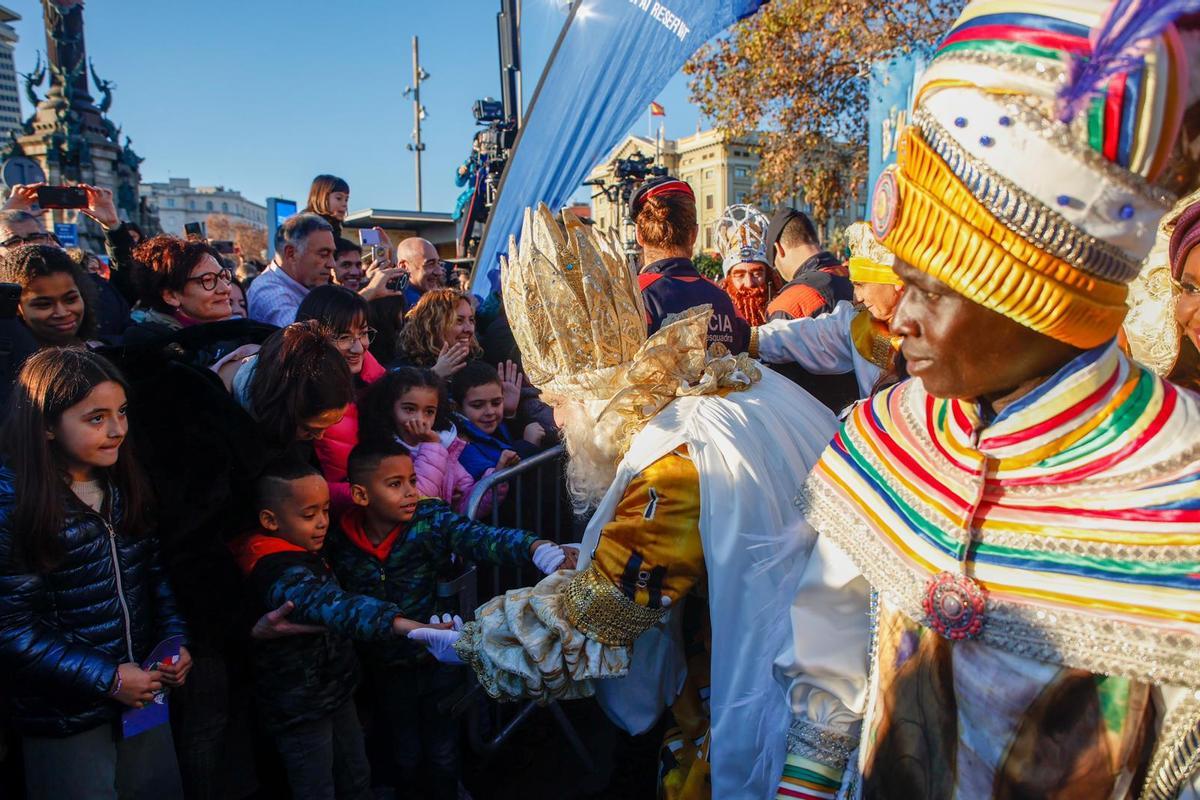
[587,128,865,254]
[0,6,22,139]
[3,0,157,250]
[141,177,267,236]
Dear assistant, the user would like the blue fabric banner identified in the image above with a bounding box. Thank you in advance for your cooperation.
[472,0,765,293]
[867,53,926,194]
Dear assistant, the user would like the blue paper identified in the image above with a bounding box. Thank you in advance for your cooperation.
[120,635,184,739]
[472,0,766,295]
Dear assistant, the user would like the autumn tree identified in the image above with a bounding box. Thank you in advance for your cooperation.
[686,0,961,229]
[205,213,268,261]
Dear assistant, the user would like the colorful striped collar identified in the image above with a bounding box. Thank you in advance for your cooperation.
[802,342,1200,688]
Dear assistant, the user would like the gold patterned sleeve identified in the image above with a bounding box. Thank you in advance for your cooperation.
[454,448,706,703]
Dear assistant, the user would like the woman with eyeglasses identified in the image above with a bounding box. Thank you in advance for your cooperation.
[295,284,386,510]
[125,235,233,343]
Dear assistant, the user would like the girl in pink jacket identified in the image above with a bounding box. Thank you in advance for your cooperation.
[358,367,502,516]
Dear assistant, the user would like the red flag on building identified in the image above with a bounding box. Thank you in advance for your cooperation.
[649,101,665,116]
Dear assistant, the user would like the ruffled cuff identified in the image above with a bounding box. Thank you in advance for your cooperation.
[454,570,631,704]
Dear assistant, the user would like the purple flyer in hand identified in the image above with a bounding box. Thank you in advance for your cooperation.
[120,635,184,739]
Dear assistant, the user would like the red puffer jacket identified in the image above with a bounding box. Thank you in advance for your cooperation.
[315,351,387,511]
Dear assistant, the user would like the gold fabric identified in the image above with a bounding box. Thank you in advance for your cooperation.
[502,205,762,459]
[562,565,669,647]
[881,127,1129,349]
[850,309,899,370]
[588,446,706,610]
[845,220,900,286]
[501,204,647,400]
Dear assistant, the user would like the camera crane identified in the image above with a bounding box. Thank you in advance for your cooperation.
[583,151,668,267]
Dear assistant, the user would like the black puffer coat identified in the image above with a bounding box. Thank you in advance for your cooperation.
[0,467,187,737]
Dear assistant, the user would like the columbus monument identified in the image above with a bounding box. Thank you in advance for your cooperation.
[3,0,156,248]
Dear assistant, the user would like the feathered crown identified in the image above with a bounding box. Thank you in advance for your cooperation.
[501,205,648,401]
[714,204,770,275]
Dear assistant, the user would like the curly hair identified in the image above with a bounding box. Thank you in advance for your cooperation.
[132,234,222,312]
[398,288,481,366]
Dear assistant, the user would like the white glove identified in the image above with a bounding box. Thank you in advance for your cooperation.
[532,542,566,574]
[408,613,464,665]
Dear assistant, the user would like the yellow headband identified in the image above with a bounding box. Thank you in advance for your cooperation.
[848,256,901,286]
[871,128,1128,349]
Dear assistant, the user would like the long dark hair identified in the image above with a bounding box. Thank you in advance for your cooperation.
[358,367,449,445]
[367,295,406,366]
[247,321,354,447]
[0,349,152,572]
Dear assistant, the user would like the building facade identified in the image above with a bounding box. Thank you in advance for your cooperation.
[586,128,866,255]
[141,177,267,236]
[0,6,20,139]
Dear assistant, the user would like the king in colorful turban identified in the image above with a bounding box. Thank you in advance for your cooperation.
[789,0,1200,797]
[412,204,852,799]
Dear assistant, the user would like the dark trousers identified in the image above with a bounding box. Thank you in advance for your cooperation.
[170,652,258,800]
[272,698,372,800]
[23,719,183,799]
[367,661,460,800]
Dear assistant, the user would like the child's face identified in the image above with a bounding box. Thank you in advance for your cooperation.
[461,382,504,434]
[262,475,331,552]
[352,454,420,526]
[51,380,128,480]
[392,386,440,445]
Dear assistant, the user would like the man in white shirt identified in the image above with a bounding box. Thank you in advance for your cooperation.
[247,213,335,327]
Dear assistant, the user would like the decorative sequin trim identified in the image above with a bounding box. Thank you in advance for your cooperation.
[914,110,1140,284]
[995,97,1176,207]
[799,478,1200,689]
[785,717,857,773]
[930,50,1067,87]
[454,621,505,700]
[1140,694,1200,800]
[562,563,667,647]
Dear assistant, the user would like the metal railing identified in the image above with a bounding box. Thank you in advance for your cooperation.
[442,444,594,770]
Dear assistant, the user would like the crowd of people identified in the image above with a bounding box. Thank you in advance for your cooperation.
[2,0,1200,799]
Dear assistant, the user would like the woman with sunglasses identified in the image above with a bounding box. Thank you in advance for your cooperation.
[295,284,386,510]
[126,235,233,344]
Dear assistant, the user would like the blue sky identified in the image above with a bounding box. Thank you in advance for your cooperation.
[6,0,706,214]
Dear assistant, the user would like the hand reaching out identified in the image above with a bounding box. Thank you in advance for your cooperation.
[250,600,326,640]
[407,613,464,664]
[497,449,521,470]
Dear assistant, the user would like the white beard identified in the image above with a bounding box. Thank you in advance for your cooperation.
[554,398,623,515]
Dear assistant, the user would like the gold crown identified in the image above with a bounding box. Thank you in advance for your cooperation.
[845,221,900,286]
[502,204,648,401]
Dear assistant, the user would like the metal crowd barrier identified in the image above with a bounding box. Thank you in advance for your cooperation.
[440,444,594,771]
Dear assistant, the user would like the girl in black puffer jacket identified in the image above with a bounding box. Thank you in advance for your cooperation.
[0,349,189,798]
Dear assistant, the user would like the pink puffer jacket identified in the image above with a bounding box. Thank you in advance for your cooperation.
[315,351,387,512]
[407,427,505,517]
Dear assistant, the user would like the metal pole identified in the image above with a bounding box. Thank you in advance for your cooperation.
[515,0,523,128]
[412,36,424,211]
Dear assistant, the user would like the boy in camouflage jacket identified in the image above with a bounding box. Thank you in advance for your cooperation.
[230,458,434,800]
[324,440,572,799]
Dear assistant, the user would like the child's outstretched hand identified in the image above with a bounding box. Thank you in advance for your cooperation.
[407,614,464,664]
[498,450,521,470]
